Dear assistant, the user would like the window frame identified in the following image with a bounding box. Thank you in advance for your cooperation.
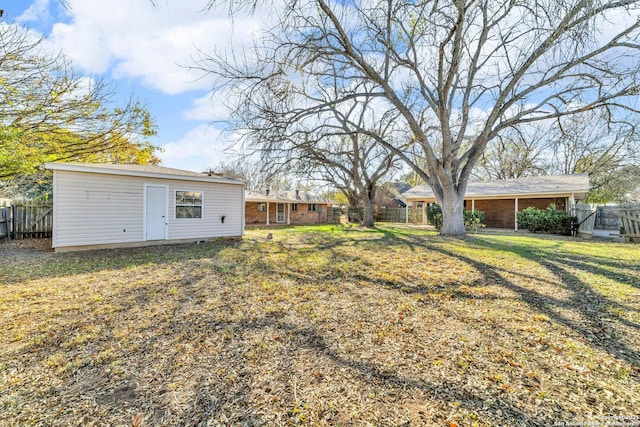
[291,203,298,212]
[308,203,317,212]
[175,190,204,220]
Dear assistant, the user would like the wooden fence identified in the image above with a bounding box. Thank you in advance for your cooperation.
[0,201,53,242]
[376,207,407,223]
[571,204,596,237]
[376,207,425,224]
[619,205,640,242]
[326,207,344,224]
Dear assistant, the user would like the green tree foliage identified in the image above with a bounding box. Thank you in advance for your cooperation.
[0,24,158,182]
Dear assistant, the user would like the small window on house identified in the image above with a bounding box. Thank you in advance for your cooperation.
[291,203,298,212]
[308,203,317,212]
[257,203,266,211]
[175,191,202,219]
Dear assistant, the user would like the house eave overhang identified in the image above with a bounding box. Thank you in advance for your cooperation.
[405,191,588,202]
[245,195,332,204]
[245,197,287,203]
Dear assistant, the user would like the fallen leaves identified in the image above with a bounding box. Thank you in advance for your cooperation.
[0,228,639,426]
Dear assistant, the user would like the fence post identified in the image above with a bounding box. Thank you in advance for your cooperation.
[0,205,9,242]
[7,206,11,241]
[11,203,16,240]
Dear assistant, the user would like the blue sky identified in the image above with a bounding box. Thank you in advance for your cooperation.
[3,0,264,172]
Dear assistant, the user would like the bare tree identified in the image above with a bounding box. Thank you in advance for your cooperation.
[208,50,403,225]
[211,156,293,191]
[545,111,639,200]
[473,109,640,203]
[301,128,400,227]
[260,94,401,227]
[475,126,550,180]
[202,0,640,235]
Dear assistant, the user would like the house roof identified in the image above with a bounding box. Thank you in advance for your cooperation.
[403,174,590,201]
[44,162,245,186]
[245,190,332,204]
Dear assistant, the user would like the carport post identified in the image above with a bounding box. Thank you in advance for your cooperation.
[569,193,575,211]
[514,198,519,231]
[266,202,270,225]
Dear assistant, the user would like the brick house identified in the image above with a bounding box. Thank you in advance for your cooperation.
[402,174,590,229]
[245,190,332,226]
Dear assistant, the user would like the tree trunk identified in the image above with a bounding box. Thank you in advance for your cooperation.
[347,194,360,210]
[438,191,466,236]
[362,186,376,227]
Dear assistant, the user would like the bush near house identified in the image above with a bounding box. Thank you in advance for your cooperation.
[427,204,485,232]
[464,209,485,232]
[517,206,577,235]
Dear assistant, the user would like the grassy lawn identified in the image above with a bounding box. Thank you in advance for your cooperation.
[1,226,639,426]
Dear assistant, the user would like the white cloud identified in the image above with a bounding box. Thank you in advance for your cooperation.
[157,124,235,171]
[16,0,51,23]
[182,92,232,121]
[46,0,270,95]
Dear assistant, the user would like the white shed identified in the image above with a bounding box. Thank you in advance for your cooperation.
[45,162,245,252]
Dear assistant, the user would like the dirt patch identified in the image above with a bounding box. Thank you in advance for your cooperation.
[0,238,53,255]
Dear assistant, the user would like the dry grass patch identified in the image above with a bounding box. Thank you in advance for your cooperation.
[0,226,638,426]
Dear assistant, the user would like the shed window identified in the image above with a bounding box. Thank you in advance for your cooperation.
[175,191,202,219]
[292,203,298,212]
[308,203,317,212]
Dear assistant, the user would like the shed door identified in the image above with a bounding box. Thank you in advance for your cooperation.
[146,186,167,240]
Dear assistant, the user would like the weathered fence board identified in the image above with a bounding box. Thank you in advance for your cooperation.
[0,205,11,241]
[595,206,622,229]
[326,207,344,224]
[571,204,596,237]
[376,208,407,223]
[0,200,53,241]
[619,207,640,242]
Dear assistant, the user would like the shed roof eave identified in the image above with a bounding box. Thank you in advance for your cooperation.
[44,162,245,186]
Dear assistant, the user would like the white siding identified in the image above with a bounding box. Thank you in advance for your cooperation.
[167,182,244,240]
[52,170,243,249]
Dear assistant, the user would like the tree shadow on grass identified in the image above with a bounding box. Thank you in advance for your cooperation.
[3,227,637,425]
[412,235,640,369]
[1,259,547,426]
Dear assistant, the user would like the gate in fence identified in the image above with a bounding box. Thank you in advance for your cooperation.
[571,204,596,237]
[0,201,53,242]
